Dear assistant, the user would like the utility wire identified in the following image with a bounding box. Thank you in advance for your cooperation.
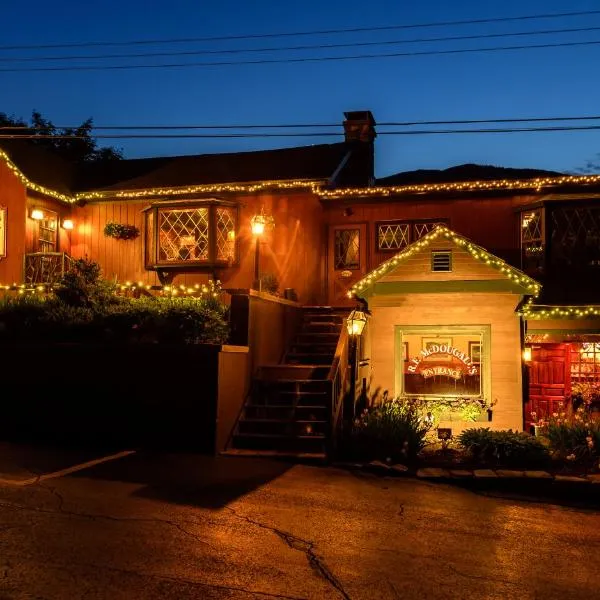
[3,25,600,62]
[3,115,600,131]
[1,39,599,72]
[1,9,599,51]
[3,125,600,139]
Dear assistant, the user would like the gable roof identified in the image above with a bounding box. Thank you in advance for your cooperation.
[72,142,351,192]
[350,225,541,298]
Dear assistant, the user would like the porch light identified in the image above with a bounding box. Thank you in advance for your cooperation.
[346,309,368,337]
[30,209,44,220]
[62,219,74,230]
[250,214,266,236]
[523,346,532,362]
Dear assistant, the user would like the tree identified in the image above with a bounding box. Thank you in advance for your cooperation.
[0,110,123,163]
[575,153,600,175]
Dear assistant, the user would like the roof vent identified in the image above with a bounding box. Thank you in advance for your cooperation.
[432,250,452,272]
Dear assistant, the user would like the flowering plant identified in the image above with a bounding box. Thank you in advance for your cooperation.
[411,396,496,422]
[103,222,140,241]
[535,406,600,466]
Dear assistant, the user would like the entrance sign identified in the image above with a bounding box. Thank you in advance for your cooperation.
[421,366,463,380]
[408,343,478,376]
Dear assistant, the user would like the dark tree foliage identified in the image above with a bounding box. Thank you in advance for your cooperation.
[0,110,123,163]
[576,153,600,175]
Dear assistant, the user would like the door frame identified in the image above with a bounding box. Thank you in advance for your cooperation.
[326,222,369,305]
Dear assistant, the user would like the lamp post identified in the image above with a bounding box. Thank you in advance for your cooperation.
[345,308,368,424]
[250,209,273,290]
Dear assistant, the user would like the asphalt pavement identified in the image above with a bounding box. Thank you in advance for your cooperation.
[1,448,599,599]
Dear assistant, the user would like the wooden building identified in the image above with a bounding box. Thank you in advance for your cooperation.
[2,109,600,452]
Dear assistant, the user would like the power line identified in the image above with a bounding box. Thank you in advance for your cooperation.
[3,25,600,63]
[1,9,599,51]
[3,124,600,139]
[2,38,600,72]
[3,115,600,131]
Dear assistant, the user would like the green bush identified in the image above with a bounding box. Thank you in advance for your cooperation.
[346,397,431,464]
[55,257,117,307]
[0,264,230,345]
[458,428,549,467]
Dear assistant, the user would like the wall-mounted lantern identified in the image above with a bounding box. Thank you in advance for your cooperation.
[30,209,44,220]
[523,345,532,363]
[346,309,368,337]
[62,219,74,230]
[250,208,274,289]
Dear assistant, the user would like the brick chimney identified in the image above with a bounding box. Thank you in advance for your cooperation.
[343,110,377,144]
[338,110,376,186]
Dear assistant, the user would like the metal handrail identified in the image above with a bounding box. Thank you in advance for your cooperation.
[327,325,349,457]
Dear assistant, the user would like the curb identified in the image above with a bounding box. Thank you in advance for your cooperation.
[332,461,600,499]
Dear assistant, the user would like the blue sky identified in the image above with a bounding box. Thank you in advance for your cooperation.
[1,0,599,177]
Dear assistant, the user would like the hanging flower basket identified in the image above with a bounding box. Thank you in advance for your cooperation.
[104,222,140,241]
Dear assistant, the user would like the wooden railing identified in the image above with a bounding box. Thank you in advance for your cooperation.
[24,252,75,285]
[327,325,349,457]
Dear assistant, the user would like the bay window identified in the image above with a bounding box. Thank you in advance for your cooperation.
[144,200,238,272]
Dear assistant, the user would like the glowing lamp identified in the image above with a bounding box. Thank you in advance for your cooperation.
[227,230,236,241]
[346,309,368,337]
[31,209,44,220]
[250,216,266,236]
[62,219,74,230]
[523,346,532,363]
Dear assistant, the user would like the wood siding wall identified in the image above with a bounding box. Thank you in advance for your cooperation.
[71,191,326,304]
[0,160,27,283]
[323,194,538,284]
[379,237,506,283]
[369,293,524,432]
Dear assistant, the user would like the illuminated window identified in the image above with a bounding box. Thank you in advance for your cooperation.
[396,326,490,402]
[144,201,238,270]
[520,209,544,273]
[570,342,600,383]
[37,210,58,252]
[376,219,448,252]
[334,229,360,269]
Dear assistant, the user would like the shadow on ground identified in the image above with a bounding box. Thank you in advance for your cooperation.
[72,452,293,509]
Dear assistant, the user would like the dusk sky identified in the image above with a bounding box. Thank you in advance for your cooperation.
[2,0,600,177]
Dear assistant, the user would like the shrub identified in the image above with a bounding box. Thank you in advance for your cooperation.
[539,407,600,465]
[458,428,549,467]
[55,257,116,307]
[346,397,431,464]
[0,270,230,345]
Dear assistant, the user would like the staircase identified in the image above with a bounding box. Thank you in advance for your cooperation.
[229,306,349,459]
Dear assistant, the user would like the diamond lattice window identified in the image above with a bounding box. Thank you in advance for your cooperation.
[376,219,448,252]
[520,209,544,273]
[551,207,600,267]
[216,207,237,262]
[335,229,360,269]
[378,223,410,251]
[414,221,445,240]
[158,208,209,262]
[145,200,239,270]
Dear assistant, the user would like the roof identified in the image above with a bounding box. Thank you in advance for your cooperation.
[350,225,541,298]
[376,163,564,186]
[0,140,75,195]
[72,143,350,192]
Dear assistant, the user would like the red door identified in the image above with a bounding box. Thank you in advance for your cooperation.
[525,343,571,430]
